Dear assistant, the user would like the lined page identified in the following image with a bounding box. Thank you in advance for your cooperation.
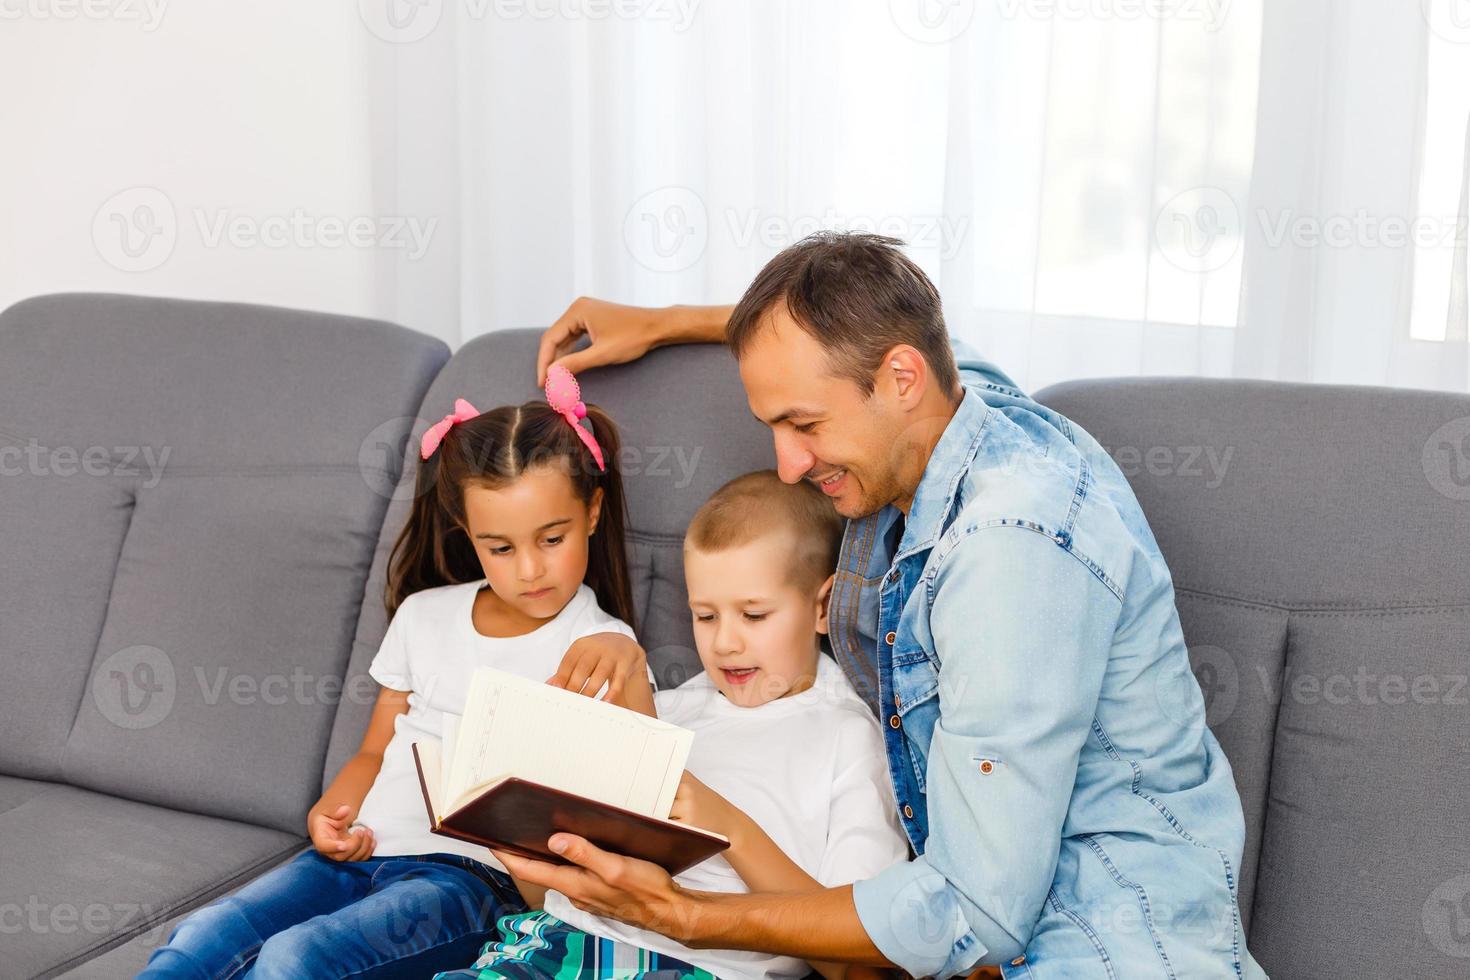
[446,667,692,818]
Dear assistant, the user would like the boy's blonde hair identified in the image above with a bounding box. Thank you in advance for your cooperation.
[685,470,844,592]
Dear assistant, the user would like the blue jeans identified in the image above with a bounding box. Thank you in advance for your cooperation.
[140,850,528,980]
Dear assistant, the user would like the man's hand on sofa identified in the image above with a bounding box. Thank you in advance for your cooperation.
[535,298,734,385]
[309,803,376,862]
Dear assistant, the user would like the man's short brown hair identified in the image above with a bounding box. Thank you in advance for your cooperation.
[685,470,843,592]
[726,231,960,399]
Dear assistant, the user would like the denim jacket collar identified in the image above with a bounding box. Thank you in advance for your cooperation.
[892,386,990,564]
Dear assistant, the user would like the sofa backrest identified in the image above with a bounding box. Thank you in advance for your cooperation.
[326,328,774,779]
[1035,377,1470,980]
[0,294,448,834]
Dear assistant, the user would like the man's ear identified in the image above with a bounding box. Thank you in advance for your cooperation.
[815,572,837,635]
[587,486,605,535]
[879,344,928,407]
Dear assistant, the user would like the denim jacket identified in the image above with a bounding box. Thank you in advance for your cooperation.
[834,341,1268,979]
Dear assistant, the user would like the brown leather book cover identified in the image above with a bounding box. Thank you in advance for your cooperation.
[412,743,729,877]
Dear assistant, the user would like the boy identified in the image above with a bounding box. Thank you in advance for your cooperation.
[438,471,909,980]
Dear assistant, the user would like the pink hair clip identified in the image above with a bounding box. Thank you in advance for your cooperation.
[544,365,606,472]
[420,398,480,460]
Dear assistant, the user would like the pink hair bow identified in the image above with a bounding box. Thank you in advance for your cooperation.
[420,398,480,460]
[544,365,606,472]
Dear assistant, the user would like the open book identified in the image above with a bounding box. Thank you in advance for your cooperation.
[412,666,729,876]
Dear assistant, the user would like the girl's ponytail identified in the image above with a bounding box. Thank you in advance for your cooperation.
[581,405,637,634]
[385,450,481,617]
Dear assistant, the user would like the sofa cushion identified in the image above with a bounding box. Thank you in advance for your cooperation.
[1036,376,1470,979]
[0,778,301,979]
[0,294,449,833]
[325,329,774,782]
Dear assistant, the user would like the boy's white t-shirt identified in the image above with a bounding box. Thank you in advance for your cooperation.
[544,653,911,980]
[356,580,640,870]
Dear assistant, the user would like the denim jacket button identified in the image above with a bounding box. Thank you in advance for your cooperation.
[1011,955,1027,966]
[903,804,914,819]
[889,714,902,729]
[884,630,897,645]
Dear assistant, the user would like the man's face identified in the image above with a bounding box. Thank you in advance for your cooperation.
[738,307,908,519]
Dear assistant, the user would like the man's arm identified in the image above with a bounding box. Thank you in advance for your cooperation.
[492,836,894,965]
[849,524,1121,975]
[535,299,733,384]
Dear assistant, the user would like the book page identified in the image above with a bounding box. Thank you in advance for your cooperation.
[446,667,692,818]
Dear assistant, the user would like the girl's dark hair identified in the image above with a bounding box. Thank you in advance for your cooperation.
[385,402,636,632]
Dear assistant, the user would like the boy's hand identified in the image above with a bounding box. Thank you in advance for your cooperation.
[309,803,376,862]
[547,632,649,707]
[668,772,745,840]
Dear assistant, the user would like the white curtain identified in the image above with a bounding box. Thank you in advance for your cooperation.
[367,0,1469,393]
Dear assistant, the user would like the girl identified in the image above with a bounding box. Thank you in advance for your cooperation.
[141,367,655,980]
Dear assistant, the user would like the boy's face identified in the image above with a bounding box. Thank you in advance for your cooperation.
[684,531,835,708]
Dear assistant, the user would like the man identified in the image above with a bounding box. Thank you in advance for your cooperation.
[496,233,1267,979]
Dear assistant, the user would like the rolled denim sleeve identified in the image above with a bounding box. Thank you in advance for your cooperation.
[853,524,1121,976]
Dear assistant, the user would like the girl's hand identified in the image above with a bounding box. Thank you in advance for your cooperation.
[309,803,376,862]
[547,632,652,712]
[667,772,746,841]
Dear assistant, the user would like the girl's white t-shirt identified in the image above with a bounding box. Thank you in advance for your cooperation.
[544,653,911,980]
[356,580,638,869]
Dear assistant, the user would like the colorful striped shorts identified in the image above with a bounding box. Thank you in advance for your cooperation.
[433,909,720,980]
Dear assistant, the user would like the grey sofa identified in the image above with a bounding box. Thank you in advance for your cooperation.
[1,293,1466,979]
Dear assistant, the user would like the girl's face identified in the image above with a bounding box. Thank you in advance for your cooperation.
[461,464,602,622]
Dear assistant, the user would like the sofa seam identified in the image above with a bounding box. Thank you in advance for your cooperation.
[1174,585,1470,616]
